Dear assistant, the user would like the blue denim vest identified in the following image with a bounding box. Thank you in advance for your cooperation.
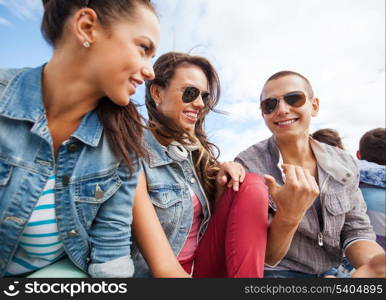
[131,130,211,277]
[0,66,139,277]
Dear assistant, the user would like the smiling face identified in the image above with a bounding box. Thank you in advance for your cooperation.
[87,5,160,106]
[153,64,208,135]
[260,75,319,142]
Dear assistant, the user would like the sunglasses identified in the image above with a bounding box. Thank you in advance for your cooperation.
[260,91,308,115]
[182,86,210,103]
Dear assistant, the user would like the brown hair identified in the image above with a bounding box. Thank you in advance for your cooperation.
[41,0,156,173]
[359,128,386,165]
[145,52,222,206]
[312,128,344,150]
[260,70,314,100]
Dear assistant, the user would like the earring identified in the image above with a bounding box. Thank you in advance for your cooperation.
[155,102,159,107]
[82,41,90,48]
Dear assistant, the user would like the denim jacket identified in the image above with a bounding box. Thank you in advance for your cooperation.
[235,136,376,274]
[0,66,139,277]
[131,130,211,277]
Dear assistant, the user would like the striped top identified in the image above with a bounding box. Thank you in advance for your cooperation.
[5,175,65,276]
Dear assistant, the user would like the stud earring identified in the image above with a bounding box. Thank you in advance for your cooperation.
[83,41,90,48]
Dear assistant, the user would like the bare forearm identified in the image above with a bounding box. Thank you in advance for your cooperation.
[265,212,301,266]
[352,252,386,278]
[132,210,191,278]
[151,259,190,278]
[346,240,385,268]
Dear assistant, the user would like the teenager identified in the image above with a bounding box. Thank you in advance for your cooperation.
[236,71,385,278]
[131,52,269,278]
[0,0,160,278]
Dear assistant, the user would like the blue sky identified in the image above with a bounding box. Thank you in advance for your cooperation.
[0,0,385,160]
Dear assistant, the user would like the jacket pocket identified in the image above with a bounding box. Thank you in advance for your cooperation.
[148,184,184,234]
[324,191,351,247]
[72,171,122,229]
[0,159,13,186]
[324,191,351,216]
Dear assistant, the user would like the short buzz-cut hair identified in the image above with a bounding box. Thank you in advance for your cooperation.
[359,128,386,165]
[260,70,314,101]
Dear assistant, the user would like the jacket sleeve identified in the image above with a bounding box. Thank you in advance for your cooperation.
[341,164,376,250]
[87,162,141,278]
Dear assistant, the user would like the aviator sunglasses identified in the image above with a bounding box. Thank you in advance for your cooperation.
[182,86,210,103]
[260,91,308,115]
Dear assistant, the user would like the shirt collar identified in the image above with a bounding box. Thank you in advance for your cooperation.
[270,135,354,185]
[144,129,174,167]
[310,137,354,185]
[0,65,45,122]
[0,65,103,147]
[71,109,103,147]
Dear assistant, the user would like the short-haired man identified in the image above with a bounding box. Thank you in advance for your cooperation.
[356,128,386,249]
[235,71,385,277]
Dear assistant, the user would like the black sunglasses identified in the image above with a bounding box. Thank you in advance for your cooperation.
[260,91,308,115]
[182,87,210,103]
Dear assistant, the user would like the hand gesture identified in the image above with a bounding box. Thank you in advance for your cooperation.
[216,161,246,192]
[264,164,319,224]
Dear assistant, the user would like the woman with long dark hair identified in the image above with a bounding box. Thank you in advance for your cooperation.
[0,0,160,278]
[131,52,269,277]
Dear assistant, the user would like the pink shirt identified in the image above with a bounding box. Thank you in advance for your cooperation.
[177,188,203,264]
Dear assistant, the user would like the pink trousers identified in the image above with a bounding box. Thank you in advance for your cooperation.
[181,173,269,278]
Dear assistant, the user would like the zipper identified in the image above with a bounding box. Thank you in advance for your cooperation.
[315,172,330,247]
[318,232,324,246]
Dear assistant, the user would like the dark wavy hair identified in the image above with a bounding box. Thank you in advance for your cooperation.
[41,0,156,173]
[145,52,222,206]
[312,128,344,150]
[359,128,386,165]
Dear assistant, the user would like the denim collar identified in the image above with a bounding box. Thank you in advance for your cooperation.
[0,65,103,147]
[144,129,173,167]
[269,135,354,185]
[0,65,45,122]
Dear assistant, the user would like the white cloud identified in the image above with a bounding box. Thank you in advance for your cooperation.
[2,0,380,161]
[209,125,272,161]
[152,0,385,160]
[0,0,42,20]
[220,100,260,122]
[0,16,11,26]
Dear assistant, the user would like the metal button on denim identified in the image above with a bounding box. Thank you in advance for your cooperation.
[62,176,70,187]
[95,184,104,199]
[67,230,78,237]
[190,177,196,184]
[68,143,78,153]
